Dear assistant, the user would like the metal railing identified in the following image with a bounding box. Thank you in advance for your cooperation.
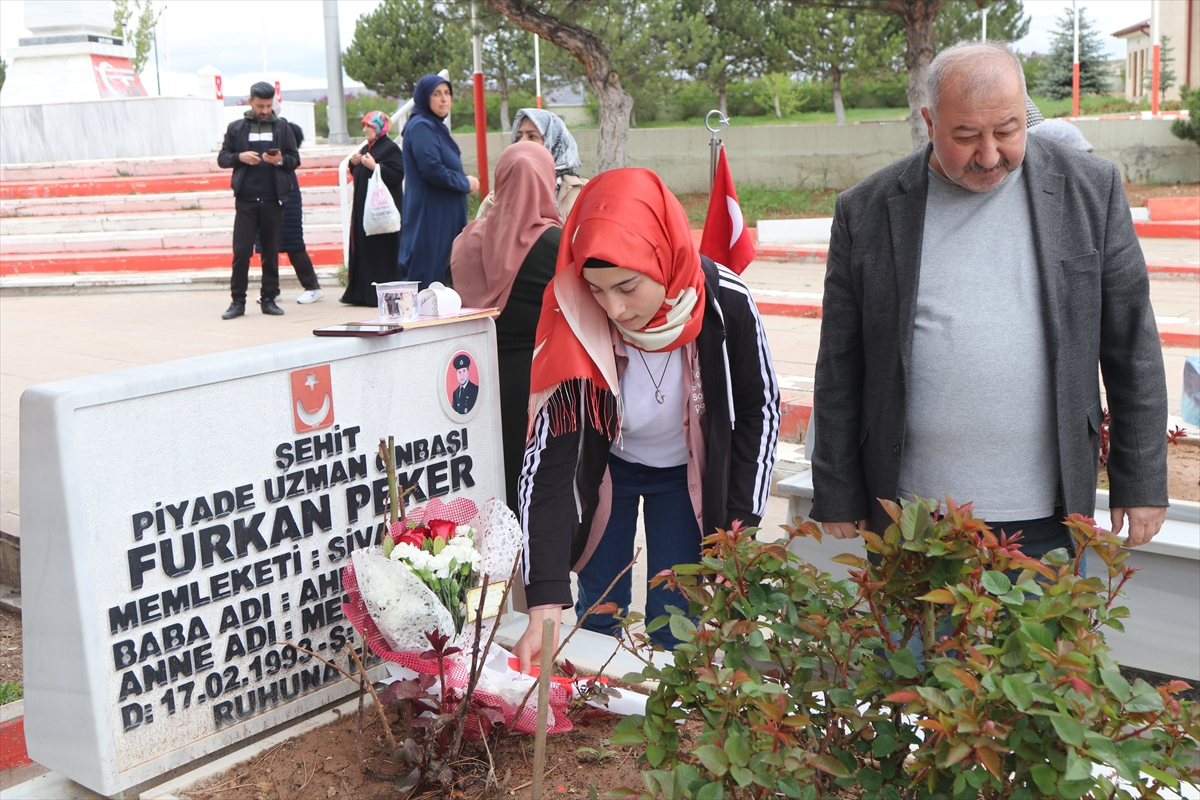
[337,69,451,268]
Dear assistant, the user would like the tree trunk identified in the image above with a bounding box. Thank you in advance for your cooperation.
[774,90,782,119]
[890,0,943,152]
[718,82,728,116]
[499,76,511,135]
[832,68,846,125]
[482,0,632,171]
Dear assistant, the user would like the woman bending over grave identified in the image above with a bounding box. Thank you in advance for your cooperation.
[512,168,779,673]
[449,141,563,513]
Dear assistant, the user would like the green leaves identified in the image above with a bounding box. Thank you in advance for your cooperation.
[607,504,1197,800]
[888,648,919,679]
[1001,675,1034,711]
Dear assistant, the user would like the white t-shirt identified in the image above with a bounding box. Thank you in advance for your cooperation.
[613,348,688,468]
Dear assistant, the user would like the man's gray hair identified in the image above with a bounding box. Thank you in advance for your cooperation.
[926,41,1026,121]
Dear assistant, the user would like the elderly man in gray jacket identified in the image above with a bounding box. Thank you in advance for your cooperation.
[811,41,1167,555]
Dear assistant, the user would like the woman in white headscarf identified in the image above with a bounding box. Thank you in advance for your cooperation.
[476,108,588,219]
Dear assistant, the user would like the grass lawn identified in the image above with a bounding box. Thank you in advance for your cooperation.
[631,107,910,129]
[1031,94,1181,119]
[677,184,837,226]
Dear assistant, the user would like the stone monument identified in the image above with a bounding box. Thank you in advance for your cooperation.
[0,0,223,163]
[20,319,505,794]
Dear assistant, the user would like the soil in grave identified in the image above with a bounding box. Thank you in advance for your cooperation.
[183,703,660,800]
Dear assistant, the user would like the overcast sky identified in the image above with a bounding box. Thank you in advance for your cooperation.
[0,0,1151,97]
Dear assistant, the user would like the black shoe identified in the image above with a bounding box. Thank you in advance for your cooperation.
[221,302,245,320]
[261,297,284,316]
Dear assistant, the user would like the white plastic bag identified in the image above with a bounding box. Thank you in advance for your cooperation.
[363,164,401,235]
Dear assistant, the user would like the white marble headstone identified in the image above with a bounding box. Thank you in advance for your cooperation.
[19,320,505,795]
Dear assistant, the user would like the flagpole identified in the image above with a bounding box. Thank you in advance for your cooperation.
[705,109,729,192]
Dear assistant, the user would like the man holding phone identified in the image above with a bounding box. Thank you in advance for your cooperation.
[216,81,300,319]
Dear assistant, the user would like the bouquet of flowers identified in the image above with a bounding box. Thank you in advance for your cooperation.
[343,492,522,655]
[382,519,480,636]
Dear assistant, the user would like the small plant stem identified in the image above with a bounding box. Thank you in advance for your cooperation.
[530,618,555,800]
[447,574,490,757]
[284,639,398,753]
[380,437,399,527]
[923,600,936,662]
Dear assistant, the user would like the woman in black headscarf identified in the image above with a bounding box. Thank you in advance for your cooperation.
[398,74,479,290]
[341,110,405,306]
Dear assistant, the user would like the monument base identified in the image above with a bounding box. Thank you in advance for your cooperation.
[0,96,225,164]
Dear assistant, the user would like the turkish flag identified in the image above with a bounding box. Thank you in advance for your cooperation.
[698,146,755,275]
[291,365,335,433]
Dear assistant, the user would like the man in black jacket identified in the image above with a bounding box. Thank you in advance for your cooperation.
[216,82,300,319]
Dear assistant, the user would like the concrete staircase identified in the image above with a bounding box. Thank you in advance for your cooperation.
[0,149,352,276]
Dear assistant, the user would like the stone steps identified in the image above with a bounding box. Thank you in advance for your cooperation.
[0,186,340,218]
[0,148,351,181]
[0,245,343,276]
[0,223,342,255]
[0,167,341,200]
[0,206,342,238]
[0,150,352,274]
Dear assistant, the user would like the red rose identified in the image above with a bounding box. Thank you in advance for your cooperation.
[428,519,456,541]
[394,524,426,548]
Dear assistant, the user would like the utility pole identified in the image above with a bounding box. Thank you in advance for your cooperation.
[471,1,489,197]
[323,0,349,143]
[534,32,542,109]
[1071,0,1080,118]
[1151,0,1161,114]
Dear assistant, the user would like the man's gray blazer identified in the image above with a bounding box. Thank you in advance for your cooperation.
[811,137,1168,534]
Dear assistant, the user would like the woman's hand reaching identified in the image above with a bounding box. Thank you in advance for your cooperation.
[513,606,562,675]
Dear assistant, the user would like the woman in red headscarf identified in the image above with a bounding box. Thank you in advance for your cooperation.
[450,141,562,513]
[512,168,780,672]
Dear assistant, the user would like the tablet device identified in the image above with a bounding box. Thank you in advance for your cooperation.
[313,324,402,337]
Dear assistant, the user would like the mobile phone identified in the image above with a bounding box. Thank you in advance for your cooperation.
[266,148,280,156]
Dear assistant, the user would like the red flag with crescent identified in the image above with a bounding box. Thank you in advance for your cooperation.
[291,365,335,433]
[698,146,756,275]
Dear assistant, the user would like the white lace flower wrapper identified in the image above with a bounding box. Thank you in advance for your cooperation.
[351,548,455,653]
[347,498,524,654]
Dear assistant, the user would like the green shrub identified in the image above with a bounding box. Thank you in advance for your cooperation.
[1171,85,1200,146]
[612,498,1200,799]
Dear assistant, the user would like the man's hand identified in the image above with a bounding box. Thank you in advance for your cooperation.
[467,175,481,194]
[514,606,562,674]
[1110,506,1167,547]
[239,151,262,165]
[362,152,377,170]
[262,150,282,165]
[823,519,868,540]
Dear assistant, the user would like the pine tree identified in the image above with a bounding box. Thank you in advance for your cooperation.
[342,0,470,100]
[1034,8,1108,100]
[1141,35,1176,103]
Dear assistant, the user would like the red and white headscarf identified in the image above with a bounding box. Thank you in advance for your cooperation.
[527,168,707,436]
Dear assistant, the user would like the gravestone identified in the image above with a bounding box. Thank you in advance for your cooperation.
[19,319,504,795]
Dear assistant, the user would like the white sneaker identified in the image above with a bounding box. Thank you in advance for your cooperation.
[297,289,325,304]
